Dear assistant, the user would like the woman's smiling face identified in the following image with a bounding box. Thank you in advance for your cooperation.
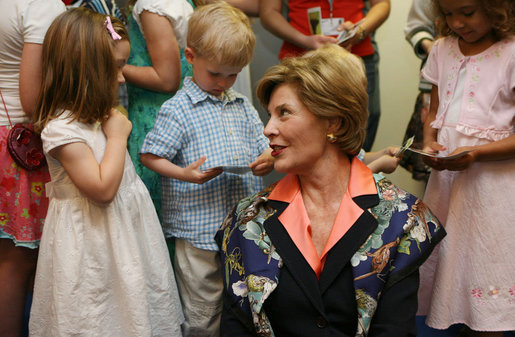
[264,83,331,175]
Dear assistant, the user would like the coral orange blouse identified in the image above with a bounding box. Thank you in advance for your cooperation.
[268,158,377,278]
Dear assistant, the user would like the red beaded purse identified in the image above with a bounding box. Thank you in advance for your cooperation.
[1,89,46,171]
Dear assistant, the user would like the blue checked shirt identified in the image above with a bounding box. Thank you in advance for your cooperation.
[140,77,269,251]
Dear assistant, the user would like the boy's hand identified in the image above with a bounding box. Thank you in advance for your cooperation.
[250,148,274,176]
[183,156,223,184]
[102,108,132,141]
[383,146,400,157]
[368,154,400,174]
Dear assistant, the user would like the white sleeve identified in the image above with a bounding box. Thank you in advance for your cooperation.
[41,116,89,154]
[404,0,436,59]
[420,38,442,85]
[132,0,194,49]
[22,0,66,44]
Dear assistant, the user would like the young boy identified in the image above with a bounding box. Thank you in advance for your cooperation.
[139,2,273,336]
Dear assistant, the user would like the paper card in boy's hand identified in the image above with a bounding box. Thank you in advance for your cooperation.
[406,148,471,160]
[204,166,252,174]
[222,166,252,174]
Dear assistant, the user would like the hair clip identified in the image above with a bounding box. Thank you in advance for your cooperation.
[104,16,122,41]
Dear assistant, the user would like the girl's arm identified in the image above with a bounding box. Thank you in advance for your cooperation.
[467,132,515,162]
[140,153,222,184]
[423,85,515,171]
[439,131,515,171]
[423,85,444,153]
[259,0,337,51]
[19,43,43,118]
[122,11,181,93]
[422,85,448,170]
[48,110,132,204]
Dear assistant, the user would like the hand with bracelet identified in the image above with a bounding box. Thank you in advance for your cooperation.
[337,20,368,51]
[336,0,390,51]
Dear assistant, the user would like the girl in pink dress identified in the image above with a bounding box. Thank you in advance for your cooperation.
[419,0,515,335]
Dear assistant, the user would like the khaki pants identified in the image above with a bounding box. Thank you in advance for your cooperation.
[174,239,223,337]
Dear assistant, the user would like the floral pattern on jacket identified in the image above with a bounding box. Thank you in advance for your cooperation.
[216,175,444,337]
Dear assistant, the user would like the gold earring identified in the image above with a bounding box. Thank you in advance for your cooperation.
[327,133,337,143]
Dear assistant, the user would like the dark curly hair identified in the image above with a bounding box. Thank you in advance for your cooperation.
[432,0,515,40]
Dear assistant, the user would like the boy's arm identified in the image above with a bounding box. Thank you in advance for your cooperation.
[367,155,400,174]
[249,148,274,176]
[363,146,398,164]
[364,146,400,174]
[140,153,222,184]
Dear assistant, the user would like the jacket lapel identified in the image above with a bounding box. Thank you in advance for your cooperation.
[319,194,379,294]
[264,199,325,313]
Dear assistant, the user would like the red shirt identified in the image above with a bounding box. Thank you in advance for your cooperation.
[279,0,374,59]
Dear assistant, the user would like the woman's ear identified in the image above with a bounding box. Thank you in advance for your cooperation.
[327,117,342,134]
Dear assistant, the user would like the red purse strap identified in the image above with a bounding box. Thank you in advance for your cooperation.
[0,88,14,128]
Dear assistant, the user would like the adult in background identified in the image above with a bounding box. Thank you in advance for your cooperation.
[123,0,195,219]
[259,0,390,151]
[0,0,65,336]
[400,0,435,183]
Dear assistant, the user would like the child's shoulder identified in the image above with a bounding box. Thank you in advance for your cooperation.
[160,87,191,111]
[41,112,95,152]
[432,36,456,50]
[43,112,96,135]
[43,112,77,131]
[501,35,515,52]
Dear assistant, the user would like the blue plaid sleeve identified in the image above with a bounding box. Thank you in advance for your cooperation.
[140,98,185,161]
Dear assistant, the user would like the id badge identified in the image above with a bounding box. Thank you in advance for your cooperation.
[307,7,322,35]
[321,17,344,36]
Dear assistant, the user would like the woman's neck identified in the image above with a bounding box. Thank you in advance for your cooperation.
[298,153,351,209]
[298,153,351,256]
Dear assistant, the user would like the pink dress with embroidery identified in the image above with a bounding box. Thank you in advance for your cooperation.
[417,36,515,331]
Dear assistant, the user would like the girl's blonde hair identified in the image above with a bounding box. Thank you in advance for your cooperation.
[257,44,368,156]
[433,0,515,40]
[187,1,255,68]
[34,7,128,132]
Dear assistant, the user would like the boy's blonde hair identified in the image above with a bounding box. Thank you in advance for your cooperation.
[433,0,515,40]
[257,44,368,156]
[34,8,128,132]
[187,1,255,68]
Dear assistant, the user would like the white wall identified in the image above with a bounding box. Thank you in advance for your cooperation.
[249,0,427,198]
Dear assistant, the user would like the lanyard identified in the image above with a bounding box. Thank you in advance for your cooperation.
[327,0,333,18]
